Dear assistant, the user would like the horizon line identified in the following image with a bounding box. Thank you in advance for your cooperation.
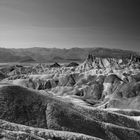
[0,46,139,53]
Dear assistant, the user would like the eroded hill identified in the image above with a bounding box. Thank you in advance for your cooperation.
[1,49,140,139]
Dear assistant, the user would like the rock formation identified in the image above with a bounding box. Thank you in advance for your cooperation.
[0,51,140,139]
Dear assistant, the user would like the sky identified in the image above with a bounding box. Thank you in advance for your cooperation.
[0,0,139,50]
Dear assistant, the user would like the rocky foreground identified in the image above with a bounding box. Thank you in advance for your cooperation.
[0,53,140,139]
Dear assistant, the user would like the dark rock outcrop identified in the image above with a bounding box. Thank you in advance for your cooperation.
[50,62,61,68]
[0,72,6,81]
[0,84,48,128]
[67,62,79,67]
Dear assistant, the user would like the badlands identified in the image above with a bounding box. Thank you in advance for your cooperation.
[1,52,140,140]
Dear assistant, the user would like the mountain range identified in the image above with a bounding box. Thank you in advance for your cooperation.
[0,47,139,63]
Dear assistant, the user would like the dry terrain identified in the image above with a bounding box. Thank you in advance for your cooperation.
[0,48,140,140]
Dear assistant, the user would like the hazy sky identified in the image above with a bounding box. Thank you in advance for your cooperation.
[0,0,139,50]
